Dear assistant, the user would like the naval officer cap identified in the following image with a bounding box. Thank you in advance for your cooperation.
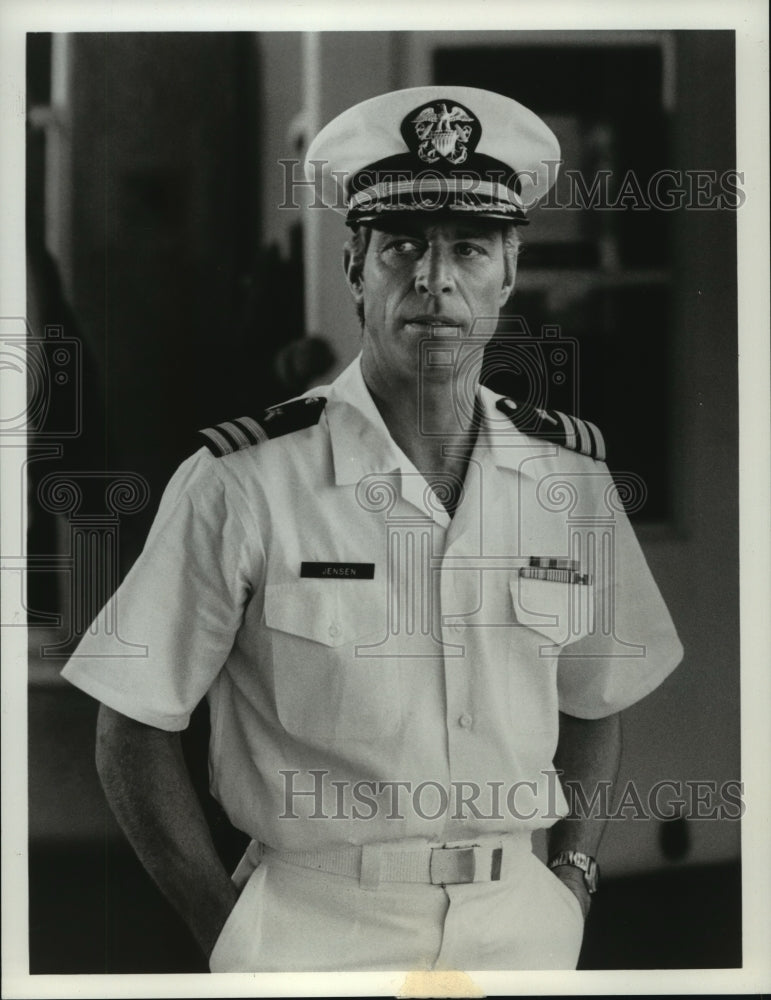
[304,85,560,226]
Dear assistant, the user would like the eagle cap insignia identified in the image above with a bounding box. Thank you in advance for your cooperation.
[401,100,481,166]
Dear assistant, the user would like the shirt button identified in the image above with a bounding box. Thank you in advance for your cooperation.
[328,623,341,638]
[458,713,473,729]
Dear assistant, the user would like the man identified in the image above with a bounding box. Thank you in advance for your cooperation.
[62,86,683,972]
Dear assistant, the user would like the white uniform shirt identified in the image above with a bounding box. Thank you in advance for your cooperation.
[62,355,683,850]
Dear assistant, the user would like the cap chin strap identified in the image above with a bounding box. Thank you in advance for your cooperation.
[346,176,527,226]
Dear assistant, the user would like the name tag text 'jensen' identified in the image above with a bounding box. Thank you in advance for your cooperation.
[300,562,376,579]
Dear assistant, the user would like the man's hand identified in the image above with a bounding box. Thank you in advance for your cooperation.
[95,704,240,959]
[549,863,592,919]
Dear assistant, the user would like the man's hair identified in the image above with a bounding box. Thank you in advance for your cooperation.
[345,221,523,327]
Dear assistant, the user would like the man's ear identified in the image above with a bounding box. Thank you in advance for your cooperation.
[343,247,364,304]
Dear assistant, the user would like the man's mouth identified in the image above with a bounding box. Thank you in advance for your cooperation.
[404,315,462,332]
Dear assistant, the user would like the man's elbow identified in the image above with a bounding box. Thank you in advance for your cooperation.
[95,703,174,787]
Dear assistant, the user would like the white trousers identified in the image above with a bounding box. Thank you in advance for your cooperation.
[209,837,585,972]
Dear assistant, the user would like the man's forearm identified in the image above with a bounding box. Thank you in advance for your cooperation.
[95,704,239,958]
[547,711,623,914]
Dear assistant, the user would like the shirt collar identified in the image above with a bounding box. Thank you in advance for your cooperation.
[325,355,554,488]
[325,355,406,486]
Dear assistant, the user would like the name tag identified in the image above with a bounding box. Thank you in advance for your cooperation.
[301,562,375,579]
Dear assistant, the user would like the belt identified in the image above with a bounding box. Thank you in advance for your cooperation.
[263,836,528,890]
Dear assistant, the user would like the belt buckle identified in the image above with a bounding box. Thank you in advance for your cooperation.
[429,846,476,885]
[429,845,504,885]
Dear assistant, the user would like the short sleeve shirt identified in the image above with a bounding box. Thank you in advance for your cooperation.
[62,356,683,849]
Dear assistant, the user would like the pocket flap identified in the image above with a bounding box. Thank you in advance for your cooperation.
[510,574,594,645]
[264,580,383,647]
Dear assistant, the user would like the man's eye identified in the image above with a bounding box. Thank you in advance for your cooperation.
[456,244,483,258]
[389,239,421,253]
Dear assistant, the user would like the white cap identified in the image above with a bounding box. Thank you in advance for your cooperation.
[304,85,561,226]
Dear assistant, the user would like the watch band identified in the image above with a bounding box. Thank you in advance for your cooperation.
[547,850,600,894]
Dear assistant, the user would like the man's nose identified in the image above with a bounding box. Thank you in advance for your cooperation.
[415,245,455,296]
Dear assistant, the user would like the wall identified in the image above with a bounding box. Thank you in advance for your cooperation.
[259,32,407,377]
[603,30,740,874]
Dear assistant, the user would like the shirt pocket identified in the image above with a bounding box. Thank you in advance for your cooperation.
[264,580,399,742]
[509,574,595,649]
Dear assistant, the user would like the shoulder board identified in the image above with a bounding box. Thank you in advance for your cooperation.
[197,396,327,458]
[495,397,606,461]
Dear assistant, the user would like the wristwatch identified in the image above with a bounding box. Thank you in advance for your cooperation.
[547,850,600,894]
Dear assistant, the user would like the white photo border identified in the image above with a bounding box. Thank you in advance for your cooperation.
[2,1,769,997]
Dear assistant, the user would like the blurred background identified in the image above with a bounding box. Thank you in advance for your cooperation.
[24,30,739,972]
